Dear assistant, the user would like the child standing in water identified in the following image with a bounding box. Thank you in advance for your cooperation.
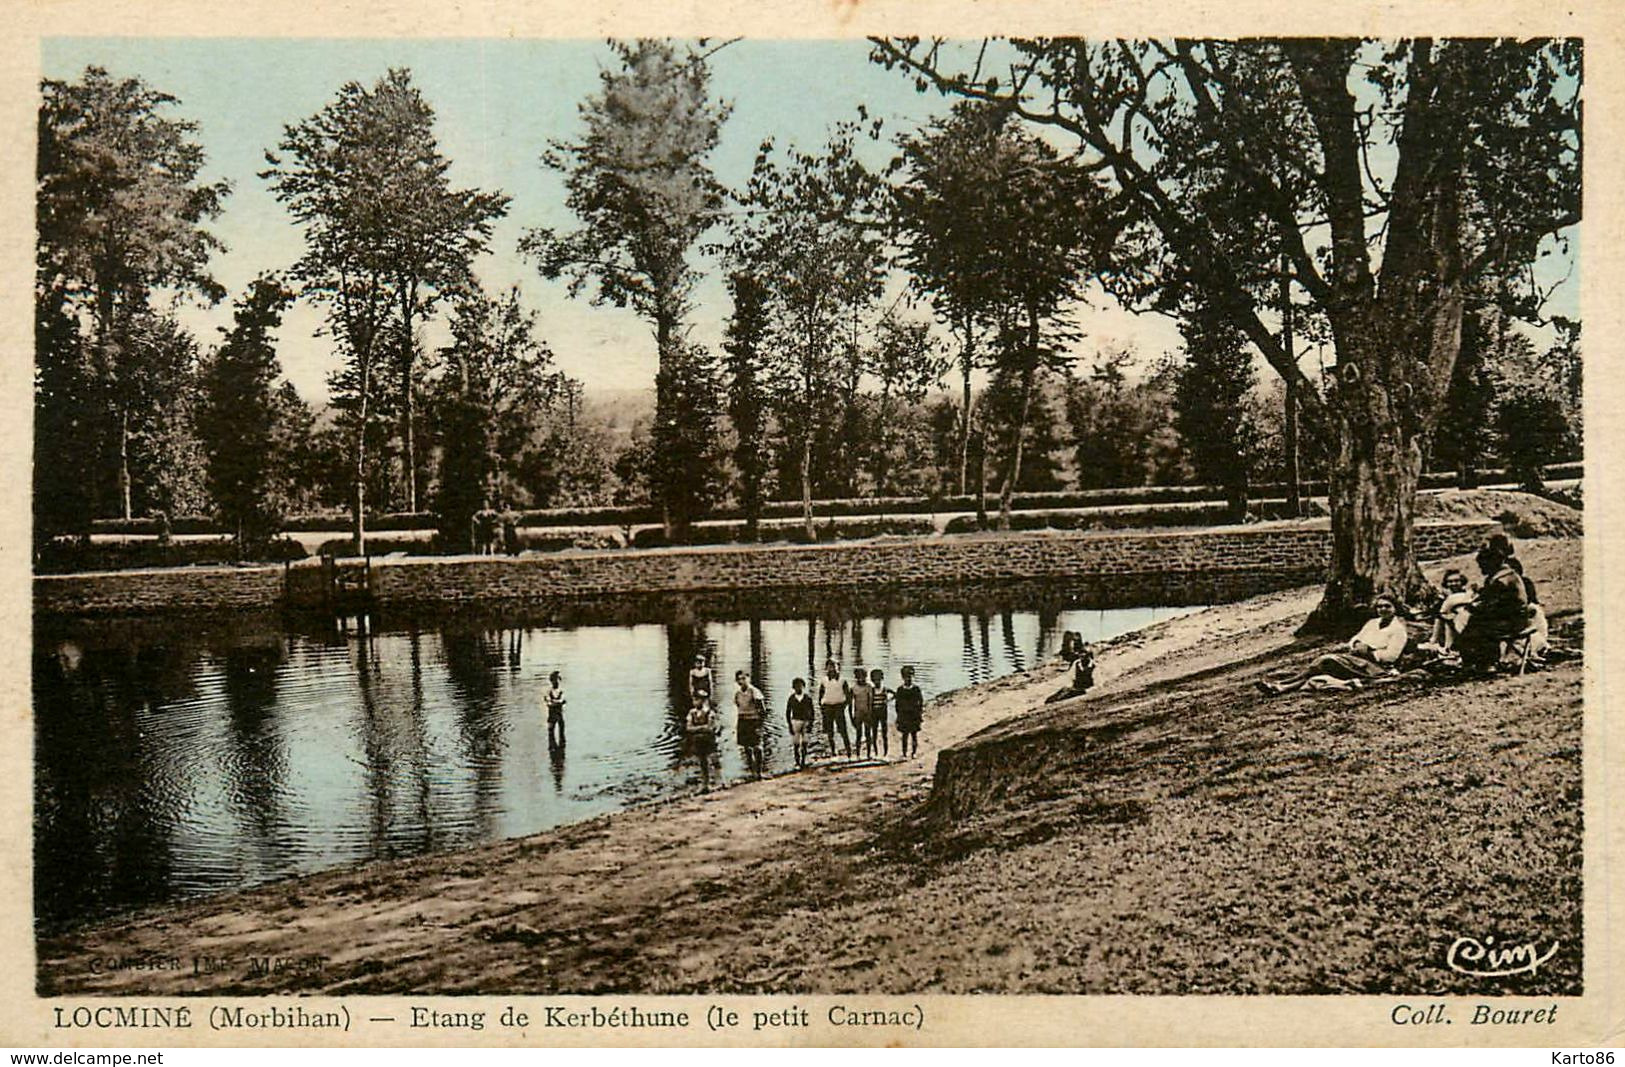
[785,677,815,769]
[544,671,567,746]
[688,653,715,703]
[849,666,876,758]
[686,691,718,792]
[894,666,924,758]
[817,659,852,759]
[869,668,891,758]
[733,670,767,779]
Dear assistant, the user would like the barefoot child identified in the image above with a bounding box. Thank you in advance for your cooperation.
[850,666,876,758]
[686,692,718,791]
[817,659,852,759]
[870,668,891,758]
[894,666,924,758]
[786,677,815,768]
[545,671,567,746]
[733,670,766,778]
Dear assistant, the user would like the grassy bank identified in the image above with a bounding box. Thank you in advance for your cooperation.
[37,539,1581,996]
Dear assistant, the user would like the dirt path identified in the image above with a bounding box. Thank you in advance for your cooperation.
[37,540,1581,996]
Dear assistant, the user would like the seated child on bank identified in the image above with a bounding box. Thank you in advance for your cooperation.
[1046,643,1096,703]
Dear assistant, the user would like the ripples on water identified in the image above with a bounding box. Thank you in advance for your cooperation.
[35,596,1202,931]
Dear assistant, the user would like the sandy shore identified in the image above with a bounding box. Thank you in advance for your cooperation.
[37,539,1581,996]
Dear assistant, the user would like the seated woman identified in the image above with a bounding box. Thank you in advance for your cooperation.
[1258,595,1408,694]
[1454,544,1531,671]
[1426,568,1475,651]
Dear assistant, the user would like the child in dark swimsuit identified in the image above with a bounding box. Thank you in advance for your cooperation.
[870,668,891,758]
[894,666,924,757]
[786,678,815,769]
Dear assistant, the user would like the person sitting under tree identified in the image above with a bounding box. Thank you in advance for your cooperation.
[1424,568,1476,653]
[1455,542,1531,673]
[1258,594,1409,694]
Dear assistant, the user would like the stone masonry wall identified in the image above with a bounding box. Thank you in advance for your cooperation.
[34,520,1500,616]
[370,519,1498,607]
[35,564,286,616]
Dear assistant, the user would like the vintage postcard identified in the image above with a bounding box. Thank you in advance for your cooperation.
[2,0,1620,1048]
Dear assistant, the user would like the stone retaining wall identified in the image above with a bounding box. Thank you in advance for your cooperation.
[370,519,1497,607]
[34,564,286,616]
[34,520,1500,616]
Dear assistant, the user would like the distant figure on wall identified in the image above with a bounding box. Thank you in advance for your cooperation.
[501,508,521,556]
[473,506,498,555]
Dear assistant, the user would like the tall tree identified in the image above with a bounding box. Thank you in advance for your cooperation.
[1173,302,1260,520]
[198,277,297,551]
[874,37,1581,627]
[891,103,1006,494]
[433,284,565,551]
[37,66,229,522]
[724,125,889,538]
[264,68,508,551]
[866,310,946,493]
[522,39,731,543]
[724,272,771,538]
[928,110,1104,527]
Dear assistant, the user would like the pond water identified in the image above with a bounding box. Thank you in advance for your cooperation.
[34,582,1214,932]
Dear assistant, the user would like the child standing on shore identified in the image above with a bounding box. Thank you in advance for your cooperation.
[869,668,891,758]
[817,659,852,759]
[894,666,924,758]
[850,666,876,759]
[786,677,815,768]
[733,670,767,779]
[544,671,567,746]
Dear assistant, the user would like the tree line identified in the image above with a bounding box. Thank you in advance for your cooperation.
[36,40,1581,625]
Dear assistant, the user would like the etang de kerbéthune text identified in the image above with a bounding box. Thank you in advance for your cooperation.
[51,1003,924,1032]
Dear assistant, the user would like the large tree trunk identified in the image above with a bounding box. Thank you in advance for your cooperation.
[654,312,683,544]
[401,365,417,513]
[117,406,132,521]
[1303,294,1463,631]
[958,357,973,496]
[1309,394,1424,631]
[350,362,371,555]
[400,287,419,514]
[801,429,815,541]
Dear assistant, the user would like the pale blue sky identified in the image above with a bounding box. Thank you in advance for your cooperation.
[41,38,1577,403]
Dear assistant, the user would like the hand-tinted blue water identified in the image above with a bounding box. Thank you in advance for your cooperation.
[35,602,1197,930]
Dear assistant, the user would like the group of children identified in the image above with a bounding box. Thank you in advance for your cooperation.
[542,654,929,794]
[803,659,926,766]
[715,655,927,774]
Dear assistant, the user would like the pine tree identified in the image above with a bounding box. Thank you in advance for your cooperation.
[198,277,296,553]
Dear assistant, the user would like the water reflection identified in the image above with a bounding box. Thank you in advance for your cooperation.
[34,583,1221,932]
